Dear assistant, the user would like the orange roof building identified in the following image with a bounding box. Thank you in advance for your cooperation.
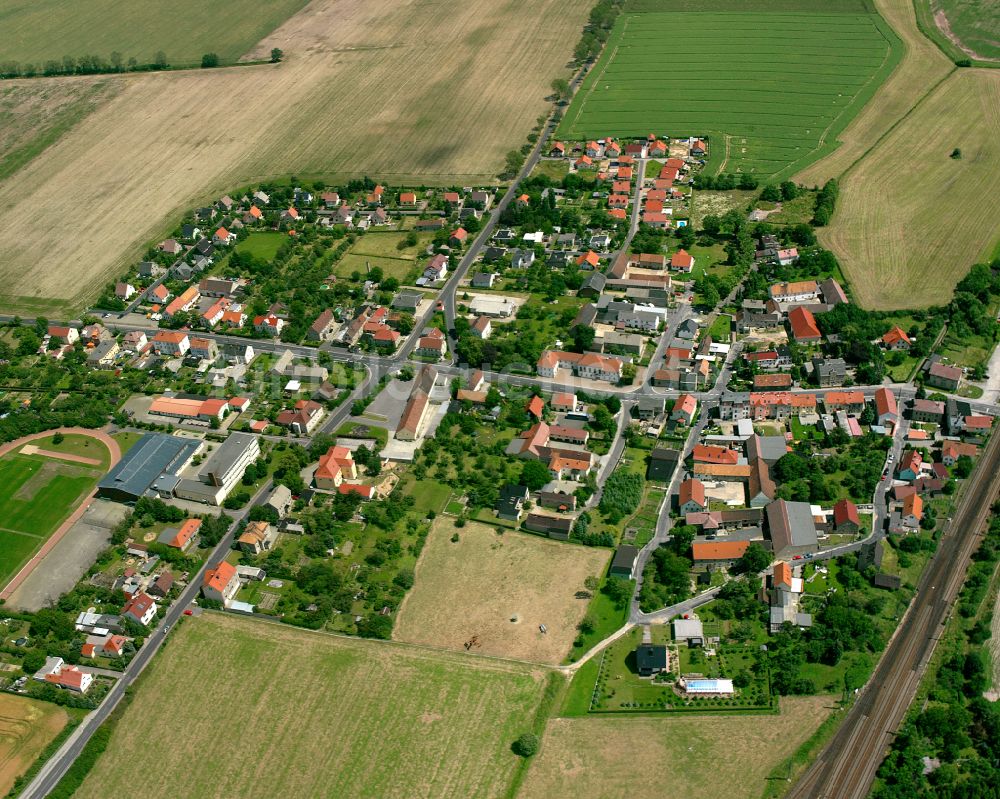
[692,540,750,562]
[788,306,821,342]
[692,444,739,465]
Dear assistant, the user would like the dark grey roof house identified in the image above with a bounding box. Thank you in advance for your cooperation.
[609,545,639,579]
[636,644,668,676]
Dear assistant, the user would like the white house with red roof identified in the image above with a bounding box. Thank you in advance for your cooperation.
[34,657,94,693]
[253,314,285,337]
[213,227,236,245]
[122,591,157,626]
[670,249,695,272]
[423,254,449,281]
[203,561,240,605]
[881,326,911,351]
[151,331,190,356]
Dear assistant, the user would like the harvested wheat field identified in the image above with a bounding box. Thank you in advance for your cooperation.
[75,612,550,799]
[794,0,954,186]
[823,69,1000,309]
[0,78,119,185]
[520,695,836,799]
[0,0,590,315]
[394,519,609,665]
[0,694,68,795]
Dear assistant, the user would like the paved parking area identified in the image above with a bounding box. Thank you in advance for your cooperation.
[6,500,129,612]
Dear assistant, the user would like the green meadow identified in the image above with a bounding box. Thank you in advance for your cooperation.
[559,2,901,179]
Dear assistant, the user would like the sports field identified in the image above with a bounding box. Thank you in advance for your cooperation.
[0,0,309,66]
[0,694,68,795]
[74,613,549,799]
[558,0,901,179]
[519,695,835,799]
[0,0,590,316]
[394,520,610,664]
[0,443,106,587]
[822,69,1000,309]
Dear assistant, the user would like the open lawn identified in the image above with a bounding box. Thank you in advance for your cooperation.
[0,0,309,65]
[0,79,119,184]
[0,453,104,586]
[0,694,68,796]
[823,69,1000,309]
[795,0,955,185]
[74,612,548,799]
[236,231,287,261]
[0,0,591,316]
[520,695,836,799]
[558,4,901,179]
[394,519,610,665]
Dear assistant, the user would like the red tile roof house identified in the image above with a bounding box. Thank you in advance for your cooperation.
[551,392,577,413]
[643,212,670,229]
[608,194,630,209]
[281,207,300,223]
[47,324,80,345]
[670,249,695,272]
[449,228,469,247]
[471,316,492,339]
[832,498,861,533]
[549,142,566,157]
[692,444,739,465]
[157,518,201,551]
[415,327,447,360]
[276,399,324,435]
[788,306,822,343]
[881,325,911,351]
[679,478,706,514]
[122,591,157,626]
[151,331,190,356]
[576,250,601,269]
[36,659,94,693]
[941,440,978,466]
[212,227,236,245]
[202,561,240,604]
[526,395,544,419]
[575,155,594,169]
[875,387,898,426]
[672,394,697,425]
[253,313,285,337]
[399,192,418,207]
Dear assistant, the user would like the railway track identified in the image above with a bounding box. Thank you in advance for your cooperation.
[786,428,1000,799]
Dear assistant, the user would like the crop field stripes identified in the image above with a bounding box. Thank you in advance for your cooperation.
[559,9,902,179]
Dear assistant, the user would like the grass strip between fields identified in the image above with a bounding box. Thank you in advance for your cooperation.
[503,672,565,799]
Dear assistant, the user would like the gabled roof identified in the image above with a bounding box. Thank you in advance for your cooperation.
[679,478,705,508]
[204,561,237,592]
[788,306,821,341]
[833,499,860,528]
[692,540,749,561]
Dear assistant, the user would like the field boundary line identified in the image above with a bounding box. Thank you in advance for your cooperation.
[227,608,569,672]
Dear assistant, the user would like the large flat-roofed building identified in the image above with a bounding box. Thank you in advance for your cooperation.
[175,432,260,505]
[97,434,202,503]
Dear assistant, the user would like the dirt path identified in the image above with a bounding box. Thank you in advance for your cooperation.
[0,427,121,601]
